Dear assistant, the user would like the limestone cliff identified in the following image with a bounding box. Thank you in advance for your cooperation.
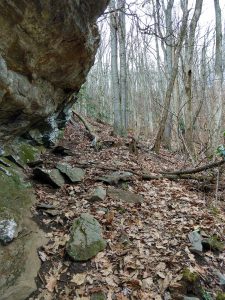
[0,0,108,145]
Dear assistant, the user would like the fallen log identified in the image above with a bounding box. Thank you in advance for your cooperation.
[142,173,214,182]
[160,159,225,175]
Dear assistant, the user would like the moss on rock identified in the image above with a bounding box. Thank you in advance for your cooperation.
[66,213,106,261]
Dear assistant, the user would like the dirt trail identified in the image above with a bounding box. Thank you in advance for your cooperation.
[28,118,225,300]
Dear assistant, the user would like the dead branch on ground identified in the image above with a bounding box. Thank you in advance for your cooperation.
[160,159,225,175]
[71,111,100,150]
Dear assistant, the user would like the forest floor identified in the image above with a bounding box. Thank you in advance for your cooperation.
[28,116,225,300]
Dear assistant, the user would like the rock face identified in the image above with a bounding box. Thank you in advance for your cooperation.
[66,213,106,261]
[0,0,109,144]
[0,158,46,300]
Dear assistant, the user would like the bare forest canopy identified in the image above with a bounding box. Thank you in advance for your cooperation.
[75,0,225,160]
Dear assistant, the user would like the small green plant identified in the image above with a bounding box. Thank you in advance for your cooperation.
[201,289,213,300]
[216,145,225,157]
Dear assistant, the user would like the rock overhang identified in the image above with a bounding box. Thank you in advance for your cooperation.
[0,0,109,145]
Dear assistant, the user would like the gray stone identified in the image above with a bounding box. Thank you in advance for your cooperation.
[89,186,106,202]
[66,213,106,261]
[0,0,109,144]
[97,171,133,185]
[33,167,65,188]
[107,188,144,203]
[57,163,85,183]
[188,231,203,253]
[0,219,17,244]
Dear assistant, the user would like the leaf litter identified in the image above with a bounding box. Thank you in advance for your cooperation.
[28,117,225,300]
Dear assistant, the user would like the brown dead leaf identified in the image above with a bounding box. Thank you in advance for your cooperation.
[71,273,86,285]
[46,275,57,292]
[142,277,153,290]
[105,211,115,225]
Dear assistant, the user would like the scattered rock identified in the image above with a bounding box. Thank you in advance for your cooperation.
[107,188,143,203]
[183,297,200,300]
[66,213,106,261]
[97,171,133,184]
[89,186,106,202]
[0,219,17,244]
[33,167,65,188]
[188,231,203,253]
[57,163,85,183]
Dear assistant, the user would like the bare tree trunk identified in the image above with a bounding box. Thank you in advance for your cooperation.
[118,0,128,134]
[110,0,122,135]
[184,0,203,156]
[211,0,223,153]
[152,7,189,153]
[163,0,174,150]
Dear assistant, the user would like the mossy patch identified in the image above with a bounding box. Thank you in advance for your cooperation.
[182,268,199,283]
[91,291,106,300]
[216,292,225,300]
[17,142,40,165]
[0,159,42,296]
[0,159,33,222]
[206,235,224,252]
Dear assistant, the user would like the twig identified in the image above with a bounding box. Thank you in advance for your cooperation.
[215,167,220,204]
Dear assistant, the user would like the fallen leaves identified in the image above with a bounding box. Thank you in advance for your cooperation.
[30,118,225,299]
[71,273,86,285]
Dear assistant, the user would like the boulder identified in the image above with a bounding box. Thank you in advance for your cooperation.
[66,213,106,261]
[57,163,85,183]
[33,167,65,187]
[89,186,106,202]
[0,0,109,145]
[107,188,143,203]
